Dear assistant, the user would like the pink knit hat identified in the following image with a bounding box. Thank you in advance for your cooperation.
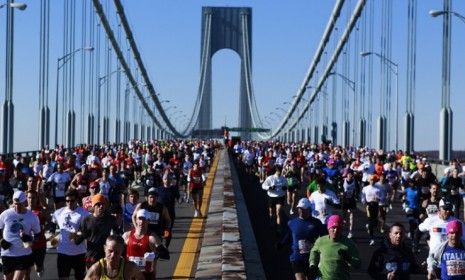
[447,220,462,235]
[327,214,343,230]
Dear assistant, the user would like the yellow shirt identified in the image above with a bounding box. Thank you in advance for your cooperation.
[99,258,125,280]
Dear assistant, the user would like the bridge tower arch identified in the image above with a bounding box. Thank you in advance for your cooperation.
[197,7,253,139]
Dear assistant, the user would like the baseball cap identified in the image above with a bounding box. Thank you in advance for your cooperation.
[327,214,344,230]
[439,199,453,211]
[13,191,26,204]
[447,220,462,235]
[91,194,106,207]
[296,198,312,210]
[136,209,149,219]
[148,187,158,196]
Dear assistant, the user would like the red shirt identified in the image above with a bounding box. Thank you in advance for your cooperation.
[126,230,152,273]
[31,207,46,250]
[189,169,204,190]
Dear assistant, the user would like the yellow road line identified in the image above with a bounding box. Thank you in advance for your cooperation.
[172,151,220,279]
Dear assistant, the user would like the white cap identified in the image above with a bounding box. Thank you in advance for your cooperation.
[296,198,312,210]
[136,209,149,219]
[13,191,26,204]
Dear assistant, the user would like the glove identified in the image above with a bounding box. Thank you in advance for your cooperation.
[339,249,350,262]
[0,239,12,250]
[20,233,33,243]
[308,265,319,279]
[144,252,156,262]
[163,229,171,239]
[155,244,170,260]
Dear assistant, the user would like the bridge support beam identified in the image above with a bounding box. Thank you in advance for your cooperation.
[197,7,254,139]
[404,113,414,153]
[377,116,387,150]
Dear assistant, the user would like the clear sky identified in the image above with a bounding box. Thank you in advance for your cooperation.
[2,0,465,152]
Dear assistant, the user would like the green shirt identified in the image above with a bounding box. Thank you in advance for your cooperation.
[309,235,361,280]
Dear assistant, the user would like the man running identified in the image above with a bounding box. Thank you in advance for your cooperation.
[85,235,144,280]
[0,191,41,280]
[50,189,90,280]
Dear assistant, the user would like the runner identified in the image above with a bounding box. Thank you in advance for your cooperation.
[262,166,287,230]
[131,188,171,260]
[283,160,300,215]
[368,223,422,279]
[361,175,381,246]
[281,198,325,280]
[25,189,48,278]
[0,191,41,280]
[84,235,144,280]
[123,209,158,280]
[46,163,72,210]
[74,194,120,268]
[341,170,357,239]
[308,176,340,224]
[309,214,361,280]
[50,189,90,280]
[188,161,205,217]
[427,220,465,280]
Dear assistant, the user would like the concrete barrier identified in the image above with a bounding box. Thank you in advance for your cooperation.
[195,149,265,279]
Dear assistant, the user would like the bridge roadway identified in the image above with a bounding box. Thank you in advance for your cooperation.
[1,148,431,279]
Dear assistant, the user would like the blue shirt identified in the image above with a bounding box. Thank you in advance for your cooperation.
[405,187,419,209]
[288,216,325,262]
[441,244,465,280]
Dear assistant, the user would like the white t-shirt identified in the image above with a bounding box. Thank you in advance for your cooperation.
[261,174,287,198]
[361,185,381,204]
[375,182,392,205]
[419,216,465,255]
[0,208,40,257]
[52,206,90,256]
[47,172,71,198]
[309,190,340,224]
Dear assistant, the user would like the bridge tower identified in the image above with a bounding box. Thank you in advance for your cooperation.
[197,7,253,139]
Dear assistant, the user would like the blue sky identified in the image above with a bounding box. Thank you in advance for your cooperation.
[2,0,465,152]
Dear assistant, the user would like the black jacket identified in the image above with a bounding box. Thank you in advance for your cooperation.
[368,239,423,280]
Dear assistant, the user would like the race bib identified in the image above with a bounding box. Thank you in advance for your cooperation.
[128,256,146,271]
[385,262,398,272]
[287,177,297,187]
[446,260,465,276]
[146,212,160,225]
[298,239,311,254]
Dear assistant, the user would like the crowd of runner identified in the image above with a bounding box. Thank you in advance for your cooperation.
[232,140,465,280]
[0,139,218,280]
[1,137,465,279]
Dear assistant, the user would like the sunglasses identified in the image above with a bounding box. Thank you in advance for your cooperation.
[66,199,75,203]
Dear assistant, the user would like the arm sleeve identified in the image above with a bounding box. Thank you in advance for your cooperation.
[407,249,423,274]
[309,238,321,267]
[74,216,89,245]
[427,247,440,273]
[367,249,384,279]
[418,218,430,232]
[262,177,271,191]
[31,215,41,235]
